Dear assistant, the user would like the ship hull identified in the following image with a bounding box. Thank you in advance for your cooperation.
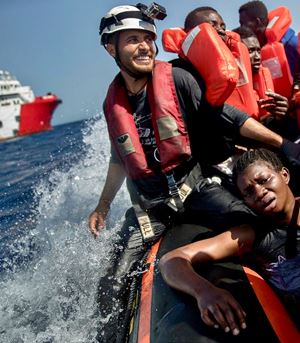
[19,95,61,136]
[0,94,61,141]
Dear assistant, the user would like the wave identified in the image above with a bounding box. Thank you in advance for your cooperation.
[0,116,130,342]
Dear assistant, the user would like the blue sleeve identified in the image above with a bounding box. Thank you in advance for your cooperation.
[281,28,300,78]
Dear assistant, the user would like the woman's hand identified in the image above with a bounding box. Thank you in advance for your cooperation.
[196,285,247,336]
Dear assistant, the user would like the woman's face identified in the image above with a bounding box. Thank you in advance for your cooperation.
[236,161,290,216]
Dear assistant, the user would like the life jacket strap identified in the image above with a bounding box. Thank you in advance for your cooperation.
[133,204,166,243]
[133,162,203,241]
[165,163,202,212]
[165,172,185,213]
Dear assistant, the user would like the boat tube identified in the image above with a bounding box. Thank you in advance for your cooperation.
[123,223,299,343]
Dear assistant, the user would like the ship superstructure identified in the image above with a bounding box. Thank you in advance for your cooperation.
[0,70,61,140]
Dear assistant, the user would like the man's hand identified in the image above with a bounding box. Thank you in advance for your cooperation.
[258,91,288,120]
[196,285,247,336]
[88,201,110,238]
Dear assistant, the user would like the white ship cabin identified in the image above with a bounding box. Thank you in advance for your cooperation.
[0,70,35,139]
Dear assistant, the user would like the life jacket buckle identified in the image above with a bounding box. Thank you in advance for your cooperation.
[165,172,185,212]
[165,172,180,197]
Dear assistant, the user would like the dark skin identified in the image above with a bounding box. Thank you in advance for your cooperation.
[239,11,268,47]
[185,10,227,42]
[258,90,289,121]
[187,9,288,120]
[159,159,298,336]
[241,36,289,120]
[241,36,261,74]
[239,9,300,96]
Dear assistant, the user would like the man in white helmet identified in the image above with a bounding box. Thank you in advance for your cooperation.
[88,3,300,342]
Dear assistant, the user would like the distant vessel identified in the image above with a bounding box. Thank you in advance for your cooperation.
[0,70,62,141]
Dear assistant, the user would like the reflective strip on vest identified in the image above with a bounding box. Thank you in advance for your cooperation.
[180,23,238,106]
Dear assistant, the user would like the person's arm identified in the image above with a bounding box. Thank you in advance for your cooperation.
[88,159,126,238]
[220,103,300,165]
[239,115,283,148]
[239,116,300,165]
[159,225,255,335]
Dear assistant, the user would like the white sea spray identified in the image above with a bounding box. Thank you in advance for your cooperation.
[0,116,130,343]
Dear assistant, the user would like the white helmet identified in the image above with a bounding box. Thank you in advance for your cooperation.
[99,5,157,45]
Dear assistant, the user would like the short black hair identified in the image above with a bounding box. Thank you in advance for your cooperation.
[239,1,268,25]
[232,148,284,185]
[184,6,218,31]
[232,26,256,40]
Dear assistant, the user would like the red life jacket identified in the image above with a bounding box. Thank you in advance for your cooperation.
[162,27,186,55]
[253,66,275,120]
[225,31,259,118]
[265,6,292,43]
[104,61,191,180]
[162,23,238,106]
[261,6,293,98]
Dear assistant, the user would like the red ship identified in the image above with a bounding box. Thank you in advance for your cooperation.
[0,70,62,141]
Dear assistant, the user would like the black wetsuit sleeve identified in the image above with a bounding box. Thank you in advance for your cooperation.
[222,103,250,128]
[171,65,205,124]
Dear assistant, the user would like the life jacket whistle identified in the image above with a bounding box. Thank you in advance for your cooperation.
[225,31,259,118]
[261,6,293,98]
[162,23,239,106]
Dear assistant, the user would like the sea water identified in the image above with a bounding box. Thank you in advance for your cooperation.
[0,117,130,342]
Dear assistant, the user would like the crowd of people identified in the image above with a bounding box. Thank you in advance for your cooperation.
[88,1,300,342]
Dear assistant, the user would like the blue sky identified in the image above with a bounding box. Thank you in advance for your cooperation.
[1,1,299,126]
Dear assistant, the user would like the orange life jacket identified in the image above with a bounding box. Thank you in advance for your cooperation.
[104,61,191,179]
[162,27,186,55]
[253,66,275,120]
[225,31,259,118]
[162,23,238,106]
[261,6,293,98]
[265,6,292,43]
